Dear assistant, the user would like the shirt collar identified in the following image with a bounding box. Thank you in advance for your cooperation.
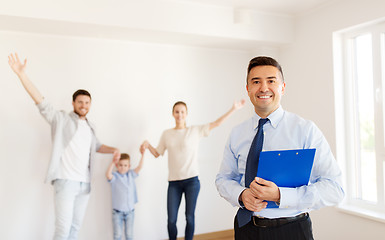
[252,106,284,130]
[70,111,81,120]
[116,171,128,177]
[69,111,95,129]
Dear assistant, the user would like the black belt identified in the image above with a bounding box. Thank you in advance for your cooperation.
[252,213,308,228]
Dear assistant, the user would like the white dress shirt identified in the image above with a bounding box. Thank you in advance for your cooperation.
[215,106,344,218]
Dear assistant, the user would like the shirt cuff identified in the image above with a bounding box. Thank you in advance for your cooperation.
[278,187,298,209]
[234,187,247,208]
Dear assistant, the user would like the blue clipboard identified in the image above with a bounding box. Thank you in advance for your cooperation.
[256,148,316,208]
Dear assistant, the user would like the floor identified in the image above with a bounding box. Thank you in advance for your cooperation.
[176,229,234,240]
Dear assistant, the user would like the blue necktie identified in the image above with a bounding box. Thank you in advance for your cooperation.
[237,118,269,227]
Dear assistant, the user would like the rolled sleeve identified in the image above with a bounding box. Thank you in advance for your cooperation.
[95,137,102,151]
[130,170,139,179]
[37,99,59,124]
[108,174,116,183]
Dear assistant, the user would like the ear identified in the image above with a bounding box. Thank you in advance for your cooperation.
[246,84,249,92]
[281,82,286,95]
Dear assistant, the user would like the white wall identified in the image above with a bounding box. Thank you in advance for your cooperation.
[279,0,385,239]
[3,0,385,239]
[0,31,256,239]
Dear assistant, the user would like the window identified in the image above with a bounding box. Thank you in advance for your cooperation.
[334,19,385,221]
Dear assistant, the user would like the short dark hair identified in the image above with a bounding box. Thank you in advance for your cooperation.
[72,89,91,102]
[247,56,284,83]
[120,153,130,161]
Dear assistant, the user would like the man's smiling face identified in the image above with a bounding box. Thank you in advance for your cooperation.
[72,95,91,119]
[246,65,285,118]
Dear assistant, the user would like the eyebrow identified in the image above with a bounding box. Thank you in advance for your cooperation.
[250,76,277,80]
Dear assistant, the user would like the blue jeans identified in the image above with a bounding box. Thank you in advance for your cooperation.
[53,179,90,240]
[167,176,200,240]
[112,209,135,240]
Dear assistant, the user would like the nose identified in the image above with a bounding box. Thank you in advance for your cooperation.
[259,81,268,92]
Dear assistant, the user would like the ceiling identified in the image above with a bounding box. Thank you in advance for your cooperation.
[0,0,336,51]
[174,0,333,15]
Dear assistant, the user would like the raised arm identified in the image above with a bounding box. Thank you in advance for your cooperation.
[97,144,120,162]
[209,99,246,130]
[140,140,160,158]
[8,53,44,104]
[105,160,116,181]
[134,153,145,174]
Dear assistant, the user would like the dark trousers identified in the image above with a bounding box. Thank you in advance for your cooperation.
[234,214,314,240]
[167,176,200,240]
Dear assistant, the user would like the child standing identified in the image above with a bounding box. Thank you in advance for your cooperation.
[106,153,144,240]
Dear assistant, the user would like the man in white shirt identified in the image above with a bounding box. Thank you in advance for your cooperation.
[8,53,120,240]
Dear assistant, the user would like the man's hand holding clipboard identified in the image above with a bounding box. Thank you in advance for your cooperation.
[251,148,316,208]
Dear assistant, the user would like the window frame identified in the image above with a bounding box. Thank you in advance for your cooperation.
[333,19,385,222]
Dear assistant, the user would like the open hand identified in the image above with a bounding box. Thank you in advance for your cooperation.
[233,99,246,110]
[112,149,121,163]
[8,53,27,75]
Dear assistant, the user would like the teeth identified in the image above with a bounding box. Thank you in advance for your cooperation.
[259,96,270,99]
